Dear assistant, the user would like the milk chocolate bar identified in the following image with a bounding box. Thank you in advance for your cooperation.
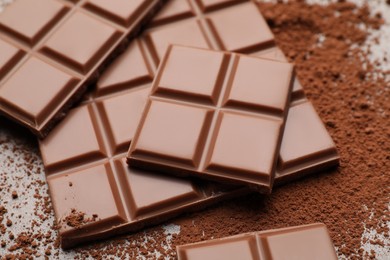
[128,45,294,192]
[39,44,251,249]
[176,223,337,260]
[39,0,338,248]
[0,0,165,137]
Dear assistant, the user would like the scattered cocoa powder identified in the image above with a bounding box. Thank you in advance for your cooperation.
[0,0,388,259]
[0,120,61,258]
[63,209,86,229]
[62,209,97,229]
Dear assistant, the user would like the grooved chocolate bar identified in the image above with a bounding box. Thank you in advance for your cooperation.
[176,223,338,260]
[128,45,294,192]
[95,0,305,111]
[39,0,338,248]
[0,0,165,137]
[40,102,247,248]
[39,51,249,248]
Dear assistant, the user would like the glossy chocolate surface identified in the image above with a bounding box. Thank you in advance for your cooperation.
[176,223,338,260]
[40,102,247,249]
[0,0,165,137]
[128,45,294,192]
[39,0,338,248]
[275,100,339,185]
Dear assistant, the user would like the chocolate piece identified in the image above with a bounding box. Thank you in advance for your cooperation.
[0,0,165,137]
[276,99,339,185]
[150,0,196,26]
[176,223,337,260]
[39,80,248,249]
[144,1,273,65]
[96,0,278,97]
[39,0,338,248]
[127,45,294,192]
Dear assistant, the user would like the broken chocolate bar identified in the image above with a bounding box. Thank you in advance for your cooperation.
[127,45,294,192]
[0,0,165,137]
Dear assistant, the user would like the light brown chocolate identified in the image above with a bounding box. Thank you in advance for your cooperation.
[39,83,248,249]
[39,0,338,249]
[128,45,294,192]
[0,0,165,137]
[176,223,337,260]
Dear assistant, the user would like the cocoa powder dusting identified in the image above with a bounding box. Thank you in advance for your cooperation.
[61,209,99,229]
[0,0,388,259]
[63,209,87,229]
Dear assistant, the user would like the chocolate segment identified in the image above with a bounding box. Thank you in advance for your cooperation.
[128,45,294,192]
[0,0,68,46]
[176,223,337,260]
[0,57,80,126]
[151,0,196,26]
[95,41,153,96]
[276,100,339,184]
[205,2,274,52]
[0,0,165,137]
[0,39,24,80]
[39,0,338,248]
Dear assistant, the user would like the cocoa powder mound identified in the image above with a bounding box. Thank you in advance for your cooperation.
[169,1,389,259]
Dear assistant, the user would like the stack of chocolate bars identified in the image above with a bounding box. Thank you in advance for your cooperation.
[0,0,340,258]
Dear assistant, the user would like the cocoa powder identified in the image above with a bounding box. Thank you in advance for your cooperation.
[0,0,388,259]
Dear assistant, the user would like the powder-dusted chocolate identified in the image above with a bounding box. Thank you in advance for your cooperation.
[127,45,294,192]
[0,0,165,138]
[176,223,337,260]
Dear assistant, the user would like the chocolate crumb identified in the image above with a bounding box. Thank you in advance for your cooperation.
[63,209,96,229]
[0,206,6,215]
[11,191,18,199]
